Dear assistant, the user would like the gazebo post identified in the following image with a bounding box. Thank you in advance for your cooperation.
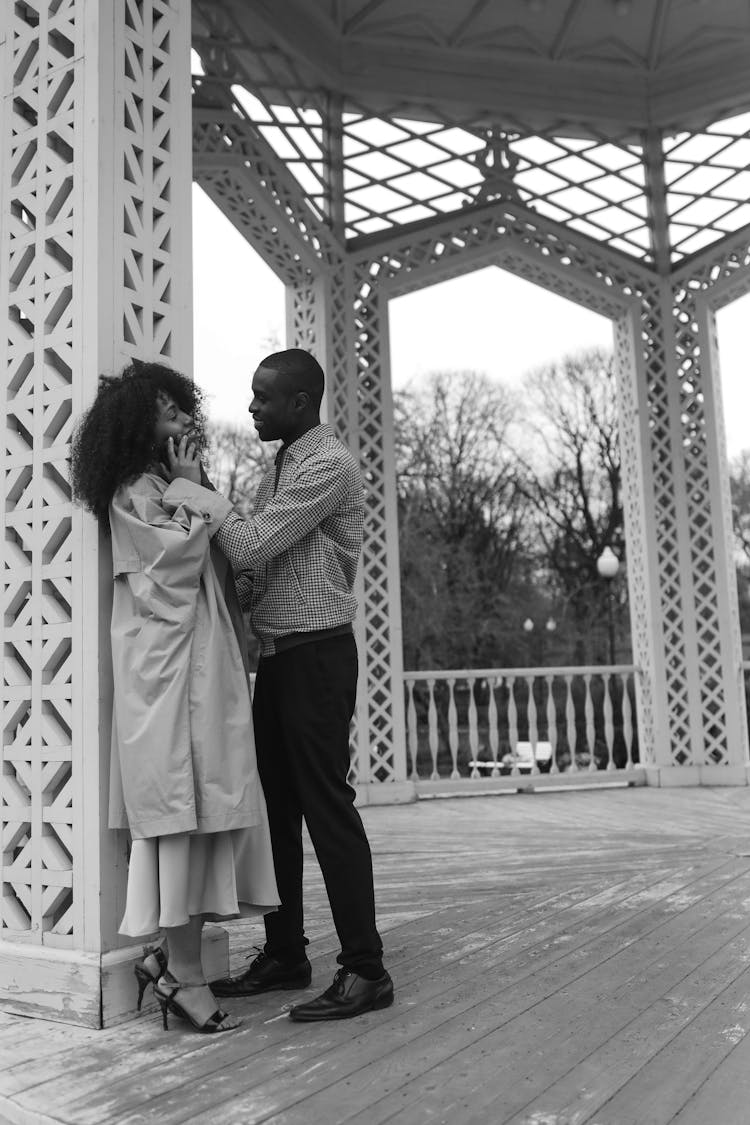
[0,0,209,1025]
[285,265,412,800]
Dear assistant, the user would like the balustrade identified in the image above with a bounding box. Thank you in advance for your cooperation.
[403,665,638,787]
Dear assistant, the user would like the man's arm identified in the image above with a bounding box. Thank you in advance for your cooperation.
[164,453,356,572]
[234,569,253,610]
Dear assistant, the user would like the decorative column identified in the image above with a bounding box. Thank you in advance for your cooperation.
[615,273,750,782]
[636,124,750,781]
[0,0,197,1026]
[286,271,412,800]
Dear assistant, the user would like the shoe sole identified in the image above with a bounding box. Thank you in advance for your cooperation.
[288,990,394,1022]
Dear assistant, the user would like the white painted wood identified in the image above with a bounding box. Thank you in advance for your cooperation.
[0,940,102,1028]
[353,781,417,806]
[603,672,615,770]
[405,667,638,784]
[0,926,228,1029]
[688,292,750,768]
[427,678,438,781]
[406,680,418,780]
[16,786,750,1125]
[446,678,459,780]
[0,0,195,1025]
[241,0,750,133]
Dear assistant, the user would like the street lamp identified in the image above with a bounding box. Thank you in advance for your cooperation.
[522,616,557,664]
[596,547,620,665]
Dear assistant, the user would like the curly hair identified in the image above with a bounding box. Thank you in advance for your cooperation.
[70,359,207,531]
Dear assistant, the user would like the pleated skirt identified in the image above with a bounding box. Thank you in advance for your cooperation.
[119,823,279,937]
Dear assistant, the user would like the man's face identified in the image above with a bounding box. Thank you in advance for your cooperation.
[248,365,299,442]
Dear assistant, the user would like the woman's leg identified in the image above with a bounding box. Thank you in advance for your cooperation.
[165,915,204,982]
[163,915,240,1029]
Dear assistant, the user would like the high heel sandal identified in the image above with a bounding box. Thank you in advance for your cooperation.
[134,944,168,1011]
[153,972,240,1034]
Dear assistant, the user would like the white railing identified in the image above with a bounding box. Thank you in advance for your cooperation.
[404,664,641,791]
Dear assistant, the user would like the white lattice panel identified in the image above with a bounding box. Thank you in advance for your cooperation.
[189,6,659,260]
[285,275,373,783]
[1,0,192,953]
[116,0,190,366]
[1,0,79,947]
[664,112,750,260]
[191,0,331,226]
[189,6,750,278]
[612,312,657,764]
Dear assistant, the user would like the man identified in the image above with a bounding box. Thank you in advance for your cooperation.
[163,347,392,1021]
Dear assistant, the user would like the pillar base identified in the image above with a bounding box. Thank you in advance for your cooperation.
[354,781,417,806]
[643,764,750,787]
[0,925,229,1029]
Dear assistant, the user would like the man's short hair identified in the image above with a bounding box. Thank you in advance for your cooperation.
[260,348,324,408]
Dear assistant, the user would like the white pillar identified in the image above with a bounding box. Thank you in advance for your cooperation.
[1,0,195,1026]
[617,278,750,783]
[286,273,413,803]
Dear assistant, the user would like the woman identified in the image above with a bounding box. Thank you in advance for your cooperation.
[70,359,278,1034]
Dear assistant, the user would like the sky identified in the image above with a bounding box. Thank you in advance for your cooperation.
[192,184,750,460]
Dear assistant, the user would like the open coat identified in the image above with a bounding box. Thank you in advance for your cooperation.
[107,472,263,841]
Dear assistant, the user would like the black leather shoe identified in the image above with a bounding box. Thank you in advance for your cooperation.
[289,969,393,1021]
[211,951,311,997]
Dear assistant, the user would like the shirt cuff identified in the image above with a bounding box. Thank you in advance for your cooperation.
[162,479,234,537]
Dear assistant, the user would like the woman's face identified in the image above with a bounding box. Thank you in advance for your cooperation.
[152,391,195,455]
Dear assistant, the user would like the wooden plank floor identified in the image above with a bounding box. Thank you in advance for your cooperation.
[5,786,750,1124]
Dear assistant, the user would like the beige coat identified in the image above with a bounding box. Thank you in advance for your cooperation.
[107,472,263,841]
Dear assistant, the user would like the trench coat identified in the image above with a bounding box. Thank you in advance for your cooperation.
[107,471,264,841]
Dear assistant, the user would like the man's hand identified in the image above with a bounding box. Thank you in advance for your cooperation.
[162,435,201,485]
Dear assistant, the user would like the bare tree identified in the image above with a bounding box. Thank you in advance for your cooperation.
[394,371,532,668]
[516,348,625,660]
[730,449,750,565]
[728,450,750,638]
[206,420,276,516]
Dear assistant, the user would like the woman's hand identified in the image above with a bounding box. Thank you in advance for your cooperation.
[162,435,202,485]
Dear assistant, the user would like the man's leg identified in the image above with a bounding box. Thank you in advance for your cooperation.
[275,635,384,978]
[212,656,310,997]
[253,655,308,964]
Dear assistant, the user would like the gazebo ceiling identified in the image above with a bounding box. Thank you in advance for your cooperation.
[201,0,750,134]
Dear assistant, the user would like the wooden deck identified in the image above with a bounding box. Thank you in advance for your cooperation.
[5,786,750,1124]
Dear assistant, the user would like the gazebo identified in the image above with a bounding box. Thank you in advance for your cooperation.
[3,0,750,1025]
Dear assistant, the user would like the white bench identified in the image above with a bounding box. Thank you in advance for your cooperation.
[470,741,553,774]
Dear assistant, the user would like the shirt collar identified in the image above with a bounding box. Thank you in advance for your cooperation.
[283,423,335,463]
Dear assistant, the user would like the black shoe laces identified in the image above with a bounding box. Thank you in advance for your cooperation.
[330,969,351,995]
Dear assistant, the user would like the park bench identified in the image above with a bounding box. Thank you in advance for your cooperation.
[470,741,553,775]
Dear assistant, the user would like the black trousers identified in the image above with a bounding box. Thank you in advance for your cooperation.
[253,633,384,978]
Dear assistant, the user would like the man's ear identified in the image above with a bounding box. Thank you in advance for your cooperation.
[294,391,310,412]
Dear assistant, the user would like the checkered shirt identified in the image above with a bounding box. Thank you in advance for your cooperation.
[215,424,364,655]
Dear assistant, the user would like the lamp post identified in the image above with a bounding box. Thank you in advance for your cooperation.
[522,616,534,664]
[596,546,620,665]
